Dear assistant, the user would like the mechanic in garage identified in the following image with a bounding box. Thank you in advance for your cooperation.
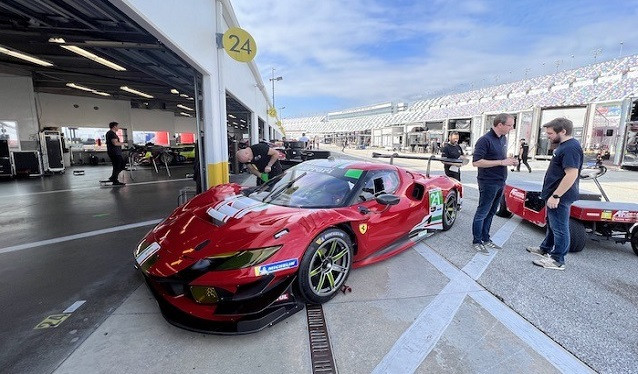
[441,131,465,181]
[236,141,283,185]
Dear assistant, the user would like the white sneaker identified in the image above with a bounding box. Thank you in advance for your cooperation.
[532,257,565,270]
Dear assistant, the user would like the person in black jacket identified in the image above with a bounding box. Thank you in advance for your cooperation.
[512,138,532,173]
[105,122,126,185]
[441,131,465,181]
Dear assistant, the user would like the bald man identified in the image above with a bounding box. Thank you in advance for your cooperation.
[236,142,283,185]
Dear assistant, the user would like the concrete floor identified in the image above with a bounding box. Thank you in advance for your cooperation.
[1,152,637,374]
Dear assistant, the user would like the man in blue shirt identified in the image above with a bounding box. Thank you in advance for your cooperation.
[527,118,583,270]
[471,113,518,254]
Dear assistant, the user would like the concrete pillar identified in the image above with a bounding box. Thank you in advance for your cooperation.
[251,111,259,144]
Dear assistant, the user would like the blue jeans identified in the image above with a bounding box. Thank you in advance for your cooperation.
[472,183,504,244]
[540,202,571,264]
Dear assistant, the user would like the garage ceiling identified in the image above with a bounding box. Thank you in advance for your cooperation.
[0,0,200,116]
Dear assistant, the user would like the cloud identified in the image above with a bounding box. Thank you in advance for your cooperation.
[231,0,638,116]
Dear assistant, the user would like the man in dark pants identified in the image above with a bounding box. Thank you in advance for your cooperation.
[441,131,464,181]
[527,118,583,270]
[512,138,532,173]
[106,121,126,185]
[235,141,283,185]
[471,113,518,254]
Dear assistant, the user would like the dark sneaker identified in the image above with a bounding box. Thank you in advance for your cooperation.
[532,257,565,270]
[526,246,549,258]
[473,243,490,255]
[112,181,126,186]
[484,241,501,250]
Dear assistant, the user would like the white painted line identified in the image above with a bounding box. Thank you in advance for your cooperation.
[463,218,521,280]
[371,280,469,374]
[413,244,592,373]
[0,219,162,254]
[63,300,86,313]
[469,291,595,373]
[0,178,191,199]
[464,183,478,189]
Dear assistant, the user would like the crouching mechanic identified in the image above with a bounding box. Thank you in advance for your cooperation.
[236,142,283,185]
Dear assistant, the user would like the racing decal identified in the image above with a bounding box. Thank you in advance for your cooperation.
[509,188,525,201]
[586,212,600,217]
[344,169,363,179]
[427,189,444,229]
[359,223,368,234]
[207,195,270,225]
[612,210,637,222]
[601,210,613,220]
[254,259,299,276]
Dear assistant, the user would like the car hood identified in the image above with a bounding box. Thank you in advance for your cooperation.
[143,183,346,277]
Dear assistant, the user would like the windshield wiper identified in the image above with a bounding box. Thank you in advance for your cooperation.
[263,172,307,203]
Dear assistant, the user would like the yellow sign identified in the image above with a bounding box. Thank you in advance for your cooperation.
[359,223,368,234]
[222,27,257,63]
[276,120,282,126]
[268,107,277,117]
[34,314,71,329]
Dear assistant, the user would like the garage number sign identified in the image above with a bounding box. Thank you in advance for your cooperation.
[223,27,257,63]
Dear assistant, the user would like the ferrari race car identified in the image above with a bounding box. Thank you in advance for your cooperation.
[134,158,462,334]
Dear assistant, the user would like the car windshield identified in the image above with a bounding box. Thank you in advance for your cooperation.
[248,168,358,208]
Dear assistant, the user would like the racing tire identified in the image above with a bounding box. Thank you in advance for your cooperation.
[631,227,638,257]
[569,218,586,253]
[495,193,513,218]
[297,228,353,304]
[442,190,458,231]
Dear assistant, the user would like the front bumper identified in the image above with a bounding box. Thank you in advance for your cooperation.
[143,274,304,334]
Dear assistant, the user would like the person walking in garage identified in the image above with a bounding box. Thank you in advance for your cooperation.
[527,118,583,270]
[106,121,126,186]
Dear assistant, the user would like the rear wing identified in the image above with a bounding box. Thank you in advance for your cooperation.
[372,152,467,178]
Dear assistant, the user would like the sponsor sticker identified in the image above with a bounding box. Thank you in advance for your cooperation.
[254,259,299,276]
[509,188,525,201]
[344,169,363,179]
[601,210,613,220]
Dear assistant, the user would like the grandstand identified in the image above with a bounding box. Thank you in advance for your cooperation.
[283,54,638,164]
[285,54,638,136]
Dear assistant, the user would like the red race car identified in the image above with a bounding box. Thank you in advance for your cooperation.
[134,159,462,334]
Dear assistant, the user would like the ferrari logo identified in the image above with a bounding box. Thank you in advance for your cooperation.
[359,223,368,234]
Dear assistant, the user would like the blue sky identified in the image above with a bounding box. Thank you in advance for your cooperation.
[231,0,638,118]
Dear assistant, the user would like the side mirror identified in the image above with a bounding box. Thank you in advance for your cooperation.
[376,193,400,206]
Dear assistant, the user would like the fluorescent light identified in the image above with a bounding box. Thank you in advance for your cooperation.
[60,45,126,71]
[179,112,192,117]
[240,119,246,123]
[177,104,194,111]
[187,97,194,100]
[120,86,153,98]
[228,114,236,118]
[179,94,188,98]
[170,89,179,94]
[0,45,53,67]
[66,82,110,96]
[48,37,66,44]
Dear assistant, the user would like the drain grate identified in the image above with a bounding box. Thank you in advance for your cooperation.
[306,304,337,374]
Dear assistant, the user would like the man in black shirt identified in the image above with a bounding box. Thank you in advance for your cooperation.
[527,118,583,270]
[512,138,532,173]
[106,122,126,185]
[441,131,464,181]
[235,142,283,185]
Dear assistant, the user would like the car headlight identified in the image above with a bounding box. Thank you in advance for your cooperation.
[189,245,282,272]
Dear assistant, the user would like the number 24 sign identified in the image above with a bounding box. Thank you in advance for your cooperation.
[222,27,257,63]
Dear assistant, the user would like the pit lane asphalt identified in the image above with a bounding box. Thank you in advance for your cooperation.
[0,153,636,373]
